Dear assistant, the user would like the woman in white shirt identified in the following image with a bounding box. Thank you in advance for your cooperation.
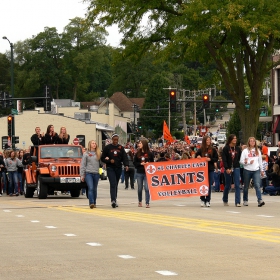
[240,137,265,207]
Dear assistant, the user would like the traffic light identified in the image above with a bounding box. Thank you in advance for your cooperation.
[12,136,19,144]
[137,121,142,129]
[202,94,210,108]
[169,90,176,112]
[7,115,14,137]
[215,104,219,112]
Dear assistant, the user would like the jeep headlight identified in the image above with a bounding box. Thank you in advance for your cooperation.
[51,166,57,172]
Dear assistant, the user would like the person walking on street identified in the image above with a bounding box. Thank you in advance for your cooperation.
[124,150,135,189]
[222,134,242,206]
[6,150,23,196]
[240,137,265,207]
[133,139,154,208]
[101,134,129,208]
[80,140,101,209]
[195,136,218,207]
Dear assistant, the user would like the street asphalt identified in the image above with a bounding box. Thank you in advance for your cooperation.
[1,180,280,280]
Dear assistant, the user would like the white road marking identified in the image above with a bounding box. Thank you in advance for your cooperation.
[3,210,11,212]
[16,215,24,217]
[118,255,136,259]
[156,270,178,276]
[175,204,186,207]
[86,242,102,246]
[31,220,40,223]
[45,226,57,229]
[64,234,76,237]
[226,211,241,214]
[257,215,274,218]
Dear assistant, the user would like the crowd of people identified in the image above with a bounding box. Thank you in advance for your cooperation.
[0,124,70,197]
[1,127,280,210]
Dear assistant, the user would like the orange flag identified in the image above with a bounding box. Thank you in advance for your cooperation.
[163,121,173,143]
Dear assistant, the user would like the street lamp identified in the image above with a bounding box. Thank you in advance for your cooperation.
[2,36,14,108]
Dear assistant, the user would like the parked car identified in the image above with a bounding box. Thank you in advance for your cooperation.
[217,134,226,144]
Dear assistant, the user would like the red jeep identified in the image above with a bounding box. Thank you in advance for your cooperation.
[24,145,87,199]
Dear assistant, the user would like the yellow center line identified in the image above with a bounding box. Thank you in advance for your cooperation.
[54,206,280,244]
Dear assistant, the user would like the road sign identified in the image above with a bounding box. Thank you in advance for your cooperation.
[11,108,18,115]
[73,137,79,145]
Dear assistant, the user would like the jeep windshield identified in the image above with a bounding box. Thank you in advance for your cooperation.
[40,146,83,159]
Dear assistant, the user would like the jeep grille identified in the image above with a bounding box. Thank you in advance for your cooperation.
[58,166,80,176]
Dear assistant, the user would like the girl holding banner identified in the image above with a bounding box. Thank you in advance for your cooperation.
[195,136,218,207]
[133,140,154,208]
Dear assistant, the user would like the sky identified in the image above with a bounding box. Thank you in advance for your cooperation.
[0,0,121,53]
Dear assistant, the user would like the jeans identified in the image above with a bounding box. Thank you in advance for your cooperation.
[223,168,240,204]
[120,169,124,183]
[107,167,122,202]
[8,171,19,194]
[17,172,23,193]
[136,172,150,205]
[243,169,262,202]
[1,171,7,193]
[213,171,221,192]
[85,173,100,205]
[201,171,214,202]
[125,168,135,189]
[265,185,280,195]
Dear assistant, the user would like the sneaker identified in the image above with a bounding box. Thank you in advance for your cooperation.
[243,201,248,206]
[9,193,13,196]
[116,203,118,207]
[223,202,229,206]
[206,202,210,207]
[15,193,19,196]
[235,203,241,207]
[111,201,116,208]
[201,200,205,207]
[89,204,94,209]
[0,193,2,197]
[258,200,265,207]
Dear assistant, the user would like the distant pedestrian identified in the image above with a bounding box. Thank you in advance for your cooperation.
[80,140,101,209]
[240,137,265,207]
[6,150,23,196]
[195,136,218,207]
[124,150,135,190]
[133,139,154,208]
[222,134,242,207]
[101,134,129,208]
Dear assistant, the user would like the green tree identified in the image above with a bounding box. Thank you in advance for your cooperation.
[227,110,242,143]
[141,73,171,137]
[62,17,109,100]
[85,0,280,140]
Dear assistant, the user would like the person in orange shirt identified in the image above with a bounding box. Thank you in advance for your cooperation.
[261,141,268,163]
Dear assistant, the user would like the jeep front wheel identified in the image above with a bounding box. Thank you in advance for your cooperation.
[24,179,34,198]
[37,175,48,199]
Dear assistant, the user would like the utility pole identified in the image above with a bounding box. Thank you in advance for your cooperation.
[182,89,186,135]
[194,91,197,136]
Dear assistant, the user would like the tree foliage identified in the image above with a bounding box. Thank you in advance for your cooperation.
[85,0,280,140]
